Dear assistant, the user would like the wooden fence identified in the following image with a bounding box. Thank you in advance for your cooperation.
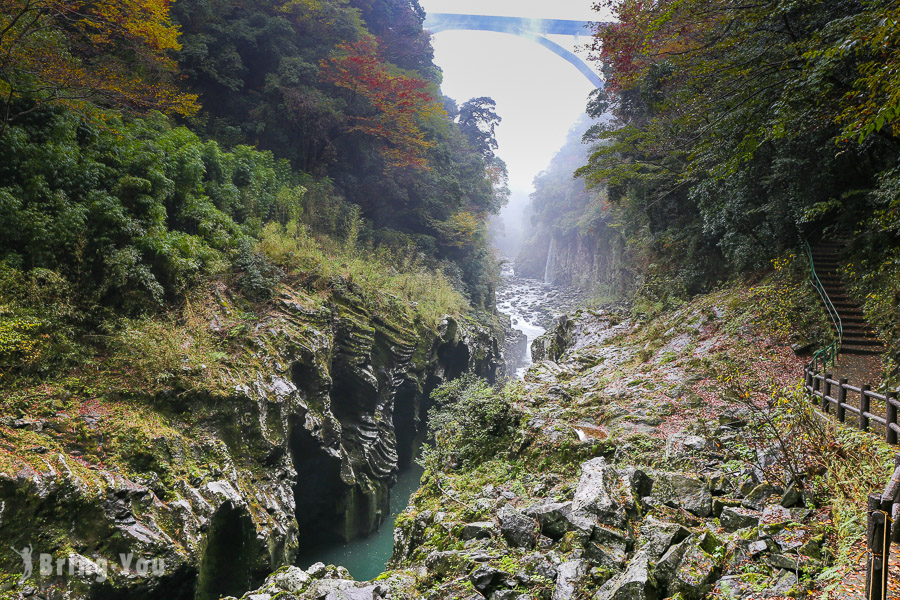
[804,368,900,444]
[805,366,900,599]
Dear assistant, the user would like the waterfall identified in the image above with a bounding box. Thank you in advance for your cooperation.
[543,238,556,284]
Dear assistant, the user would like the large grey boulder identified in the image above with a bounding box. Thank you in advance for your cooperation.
[307,580,386,600]
[524,500,573,539]
[573,458,637,527]
[424,550,475,577]
[650,472,712,517]
[498,505,539,549]
[742,482,777,510]
[655,535,720,600]
[271,566,311,593]
[469,564,512,594]
[552,560,588,600]
[719,506,760,532]
[585,524,633,569]
[461,521,497,540]
[639,516,690,559]
[593,550,657,600]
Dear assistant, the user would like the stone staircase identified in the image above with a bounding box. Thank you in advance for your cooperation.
[811,241,884,356]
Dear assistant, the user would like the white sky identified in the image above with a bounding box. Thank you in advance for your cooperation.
[420,0,611,191]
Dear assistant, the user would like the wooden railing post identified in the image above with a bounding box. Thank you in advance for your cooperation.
[813,373,821,402]
[866,493,889,600]
[823,372,833,413]
[805,368,812,392]
[861,385,872,432]
[837,378,848,423]
[892,455,900,545]
[888,392,899,446]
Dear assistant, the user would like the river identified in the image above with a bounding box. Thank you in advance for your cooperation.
[294,459,425,580]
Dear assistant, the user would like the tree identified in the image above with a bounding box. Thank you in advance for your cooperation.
[0,0,198,134]
[320,34,443,169]
[458,96,501,160]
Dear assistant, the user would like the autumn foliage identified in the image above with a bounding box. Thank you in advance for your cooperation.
[320,35,442,169]
[0,0,198,130]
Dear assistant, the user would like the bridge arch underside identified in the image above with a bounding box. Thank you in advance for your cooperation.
[427,25,603,88]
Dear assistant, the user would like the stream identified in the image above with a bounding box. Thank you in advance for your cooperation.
[298,264,579,579]
[496,263,583,378]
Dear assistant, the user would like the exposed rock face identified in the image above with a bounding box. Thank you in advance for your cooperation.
[516,231,632,298]
[373,303,824,600]
[0,282,501,599]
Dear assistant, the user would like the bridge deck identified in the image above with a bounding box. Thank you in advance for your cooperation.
[423,13,594,37]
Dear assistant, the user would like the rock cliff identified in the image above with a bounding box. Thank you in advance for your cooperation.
[0,279,501,600]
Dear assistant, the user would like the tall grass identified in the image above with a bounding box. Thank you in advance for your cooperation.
[258,221,468,328]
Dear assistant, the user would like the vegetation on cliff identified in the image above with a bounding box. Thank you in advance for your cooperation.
[0,1,510,596]
[0,0,510,391]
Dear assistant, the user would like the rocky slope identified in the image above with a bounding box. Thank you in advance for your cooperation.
[0,278,501,600]
[228,282,858,600]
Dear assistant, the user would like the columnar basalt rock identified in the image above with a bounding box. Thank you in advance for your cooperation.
[0,283,501,599]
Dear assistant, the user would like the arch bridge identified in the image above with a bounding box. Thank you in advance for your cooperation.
[423,13,606,88]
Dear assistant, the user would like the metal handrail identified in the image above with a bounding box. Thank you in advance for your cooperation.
[804,238,842,372]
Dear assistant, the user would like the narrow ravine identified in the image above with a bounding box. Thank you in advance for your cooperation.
[294,460,425,580]
[294,263,580,579]
[496,262,583,378]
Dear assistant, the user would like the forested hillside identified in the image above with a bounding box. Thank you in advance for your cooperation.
[523,0,900,377]
[0,0,509,386]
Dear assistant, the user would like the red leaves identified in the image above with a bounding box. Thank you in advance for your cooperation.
[320,35,442,169]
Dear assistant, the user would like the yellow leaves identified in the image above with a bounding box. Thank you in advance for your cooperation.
[0,0,198,121]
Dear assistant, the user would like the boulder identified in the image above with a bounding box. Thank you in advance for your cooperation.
[271,566,311,593]
[492,591,528,600]
[470,564,510,594]
[748,540,769,556]
[593,550,657,600]
[760,504,792,526]
[524,500,573,539]
[667,541,719,600]
[498,505,539,549]
[766,554,799,571]
[307,580,385,600]
[780,482,801,508]
[552,560,588,600]
[770,570,799,596]
[425,551,474,577]
[461,521,497,540]
[682,436,707,451]
[742,483,777,510]
[639,516,690,559]
[651,472,712,517]
[572,458,634,527]
[585,524,633,568]
[719,506,760,532]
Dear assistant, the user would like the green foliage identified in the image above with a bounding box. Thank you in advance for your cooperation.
[750,255,832,347]
[581,0,900,294]
[422,375,522,470]
[258,221,468,328]
[106,309,229,391]
[171,0,505,308]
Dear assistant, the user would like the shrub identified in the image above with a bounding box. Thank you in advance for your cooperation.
[422,375,521,470]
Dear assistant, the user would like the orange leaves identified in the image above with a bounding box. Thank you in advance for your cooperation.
[0,0,197,125]
[320,35,443,169]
